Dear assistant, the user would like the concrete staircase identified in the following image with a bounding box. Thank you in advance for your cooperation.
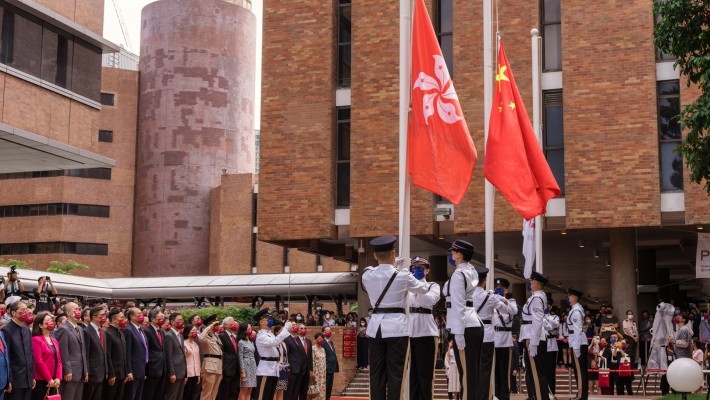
[340,367,665,398]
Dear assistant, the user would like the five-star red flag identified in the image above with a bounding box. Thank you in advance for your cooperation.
[485,41,561,220]
[408,0,477,205]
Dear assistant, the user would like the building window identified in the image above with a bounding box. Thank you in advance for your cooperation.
[653,1,674,62]
[100,92,115,106]
[541,0,561,71]
[98,130,113,143]
[0,203,110,218]
[0,168,112,181]
[337,0,351,87]
[543,90,564,195]
[0,241,108,255]
[336,107,350,207]
[0,2,102,102]
[435,0,453,77]
[657,80,683,191]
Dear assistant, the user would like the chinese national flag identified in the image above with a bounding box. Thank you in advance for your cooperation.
[484,41,561,220]
[408,0,477,205]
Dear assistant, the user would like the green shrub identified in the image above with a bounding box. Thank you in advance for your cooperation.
[174,305,258,324]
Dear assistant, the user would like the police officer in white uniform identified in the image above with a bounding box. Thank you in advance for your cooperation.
[542,292,560,395]
[472,266,510,400]
[254,308,292,400]
[442,240,482,400]
[408,256,441,400]
[520,271,549,400]
[567,288,588,400]
[361,236,429,400]
[492,278,517,400]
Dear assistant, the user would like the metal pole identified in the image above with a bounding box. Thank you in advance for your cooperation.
[531,28,543,274]
[483,0,494,290]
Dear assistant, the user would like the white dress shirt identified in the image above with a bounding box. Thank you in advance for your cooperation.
[544,314,560,352]
[520,290,546,344]
[473,287,509,343]
[567,303,587,350]
[493,298,518,348]
[408,279,440,338]
[255,328,291,377]
[443,263,481,335]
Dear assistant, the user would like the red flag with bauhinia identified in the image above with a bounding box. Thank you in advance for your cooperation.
[408,0,477,205]
[484,41,561,220]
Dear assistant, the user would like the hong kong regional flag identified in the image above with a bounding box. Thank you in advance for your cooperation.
[484,41,561,220]
[408,0,477,205]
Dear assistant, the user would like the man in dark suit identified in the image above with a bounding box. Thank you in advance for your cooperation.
[284,324,312,400]
[141,309,166,400]
[5,301,34,400]
[57,301,88,400]
[104,309,128,400]
[0,328,10,400]
[217,317,240,400]
[123,308,147,400]
[164,313,186,400]
[79,308,91,329]
[84,306,108,400]
[321,327,340,400]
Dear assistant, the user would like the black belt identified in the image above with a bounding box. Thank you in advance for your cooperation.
[373,308,405,314]
[261,357,279,362]
[495,327,512,332]
[568,330,575,334]
[204,354,222,359]
[445,301,474,308]
[547,335,557,339]
[481,319,492,325]
[409,307,432,314]
[521,321,532,325]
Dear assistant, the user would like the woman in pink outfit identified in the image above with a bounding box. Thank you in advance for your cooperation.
[31,311,62,400]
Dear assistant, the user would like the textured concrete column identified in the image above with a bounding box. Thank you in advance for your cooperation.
[610,228,638,319]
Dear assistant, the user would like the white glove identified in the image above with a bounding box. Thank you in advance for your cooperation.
[454,334,466,350]
[528,344,538,357]
[283,321,292,332]
[573,347,581,358]
[394,257,411,270]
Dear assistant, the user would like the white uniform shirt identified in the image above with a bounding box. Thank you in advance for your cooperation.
[443,263,481,335]
[255,327,291,377]
[567,303,586,350]
[473,287,509,343]
[544,314,560,352]
[408,279,441,338]
[362,264,428,338]
[520,290,546,344]
[493,298,518,348]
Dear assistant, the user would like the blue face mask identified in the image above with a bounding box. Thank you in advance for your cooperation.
[544,307,549,315]
[448,255,456,266]
[565,298,571,307]
[610,337,617,344]
[411,267,425,280]
[494,288,505,297]
[526,281,532,292]
[267,318,274,328]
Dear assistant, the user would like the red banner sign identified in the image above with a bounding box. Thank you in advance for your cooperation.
[342,328,357,358]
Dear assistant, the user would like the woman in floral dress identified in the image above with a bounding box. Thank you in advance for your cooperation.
[238,322,257,400]
[312,333,327,400]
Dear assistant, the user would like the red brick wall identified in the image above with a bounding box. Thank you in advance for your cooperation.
[681,84,710,224]
[259,0,337,242]
[33,0,104,35]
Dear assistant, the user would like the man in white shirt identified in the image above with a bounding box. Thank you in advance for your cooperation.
[254,308,292,400]
[408,256,440,400]
[567,288,587,400]
[520,272,549,400]
[492,278,517,400]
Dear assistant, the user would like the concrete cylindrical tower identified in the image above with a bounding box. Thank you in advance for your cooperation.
[134,0,256,276]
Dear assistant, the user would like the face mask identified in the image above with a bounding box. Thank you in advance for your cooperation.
[246,326,253,335]
[45,321,56,331]
[267,318,274,328]
[526,281,532,292]
[316,338,324,346]
[119,320,128,329]
[190,331,198,339]
[688,315,695,321]
[325,313,330,319]
[230,322,239,332]
[250,332,257,341]
[448,255,456,266]
[674,308,681,316]
[494,288,505,297]
[156,317,165,326]
[674,316,682,324]
[585,319,591,323]
[544,307,549,315]
[411,267,425,280]
[292,325,299,333]
[610,337,617,344]
[368,310,373,316]
[642,314,649,321]
[195,318,203,327]
[627,314,633,320]
[73,310,82,320]
[566,298,571,307]
[621,344,628,350]
[17,311,29,322]
[324,331,331,338]
[0,309,4,317]
[299,328,307,336]
[296,316,303,321]
[360,322,366,326]
[137,314,145,324]
[600,342,607,348]
[25,314,35,325]
[600,308,606,314]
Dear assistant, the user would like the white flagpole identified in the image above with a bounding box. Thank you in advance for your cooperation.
[531,28,543,274]
[483,0,494,290]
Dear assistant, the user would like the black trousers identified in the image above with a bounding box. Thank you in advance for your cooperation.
[478,342,494,400]
[123,376,144,400]
[325,372,334,400]
[183,377,201,400]
[61,381,85,400]
[544,347,557,394]
[141,377,165,400]
[356,336,369,368]
[285,371,307,400]
[84,381,104,400]
[571,344,589,399]
[524,340,549,400]
[217,375,239,400]
[453,326,483,400]
[256,376,278,400]
[31,380,54,400]
[494,347,512,400]
[410,336,437,400]
[7,387,31,400]
[369,332,409,400]
[102,378,126,400]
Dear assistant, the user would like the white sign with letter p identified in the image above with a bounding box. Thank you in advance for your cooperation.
[696,233,710,279]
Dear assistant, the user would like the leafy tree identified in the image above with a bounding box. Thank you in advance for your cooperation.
[47,260,89,275]
[653,0,710,193]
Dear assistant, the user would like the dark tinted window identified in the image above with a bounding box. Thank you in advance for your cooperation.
[543,91,564,195]
[657,80,683,191]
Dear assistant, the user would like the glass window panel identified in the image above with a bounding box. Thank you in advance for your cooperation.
[658,81,679,96]
[3,9,42,76]
[543,0,561,22]
[98,206,110,218]
[338,122,350,161]
[337,162,350,207]
[545,106,563,147]
[97,244,108,255]
[338,44,351,87]
[543,24,561,71]
[660,142,684,191]
[338,5,351,44]
[438,0,453,33]
[546,149,565,195]
[72,39,101,102]
[47,203,58,215]
[41,24,73,88]
[658,97,681,140]
[337,108,350,121]
[440,34,453,77]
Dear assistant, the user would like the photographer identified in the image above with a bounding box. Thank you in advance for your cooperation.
[3,266,25,305]
[33,275,57,313]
